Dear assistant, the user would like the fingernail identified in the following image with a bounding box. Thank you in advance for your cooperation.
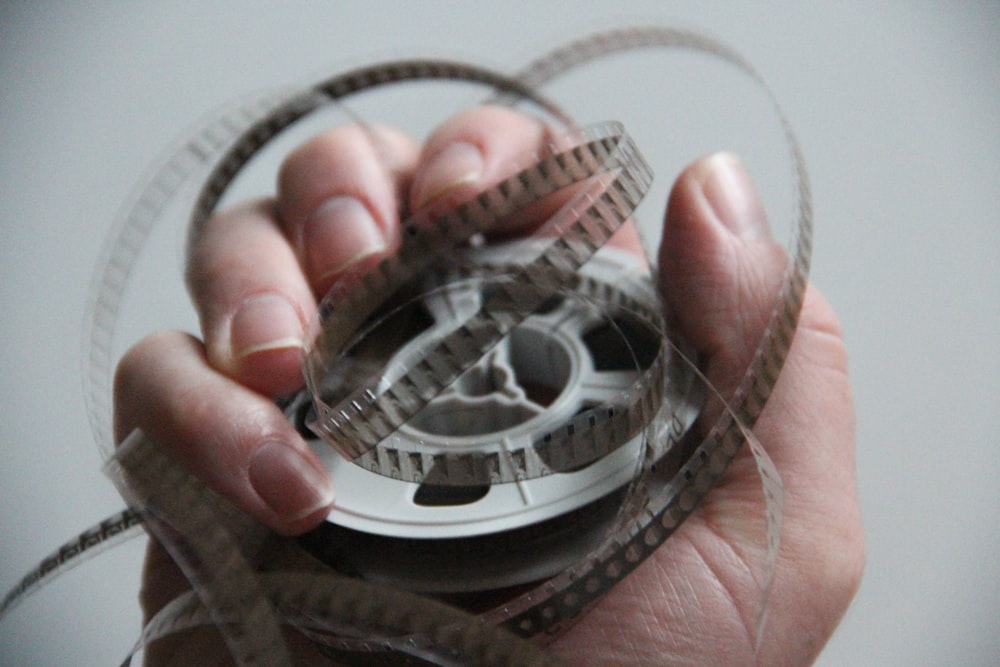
[695,152,770,239]
[231,293,303,359]
[248,441,335,521]
[305,196,387,282]
[412,141,483,209]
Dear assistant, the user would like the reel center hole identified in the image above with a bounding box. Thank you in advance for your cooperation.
[409,327,573,437]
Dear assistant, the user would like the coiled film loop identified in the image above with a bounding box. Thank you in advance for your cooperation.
[305,123,656,480]
[0,24,814,667]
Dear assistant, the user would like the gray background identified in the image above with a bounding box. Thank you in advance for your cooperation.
[2,2,997,665]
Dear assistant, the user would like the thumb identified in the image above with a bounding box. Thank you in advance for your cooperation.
[658,152,789,397]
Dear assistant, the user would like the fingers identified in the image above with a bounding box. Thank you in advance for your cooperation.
[657,151,856,471]
[189,107,559,398]
[187,125,419,397]
[409,105,549,213]
[551,154,861,666]
[186,199,316,396]
[150,106,571,538]
[658,152,787,389]
[277,124,420,296]
[654,153,862,663]
[113,331,335,535]
[657,151,858,529]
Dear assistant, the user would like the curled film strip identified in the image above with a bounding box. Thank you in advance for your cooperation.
[1,25,809,666]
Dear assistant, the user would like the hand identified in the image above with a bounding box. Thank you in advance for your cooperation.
[114,106,863,665]
[550,152,864,665]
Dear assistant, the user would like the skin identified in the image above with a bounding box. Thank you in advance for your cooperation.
[114,106,864,665]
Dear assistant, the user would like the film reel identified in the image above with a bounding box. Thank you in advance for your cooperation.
[292,243,691,595]
[1,25,810,667]
[305,124,652,466]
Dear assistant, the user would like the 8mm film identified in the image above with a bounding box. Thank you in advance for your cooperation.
[2,25,811,667]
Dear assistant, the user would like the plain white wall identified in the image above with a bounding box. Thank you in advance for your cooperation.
[2,3,997,665]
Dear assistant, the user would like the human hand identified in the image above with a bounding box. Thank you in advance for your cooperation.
[114,106,863,665]
[548,152,864,665]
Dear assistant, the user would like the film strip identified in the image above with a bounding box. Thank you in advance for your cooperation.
[305,124,657,478]
[1,25,810,666]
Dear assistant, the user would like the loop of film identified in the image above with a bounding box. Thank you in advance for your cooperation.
[306,125,655,478]
[1,25,811,666]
